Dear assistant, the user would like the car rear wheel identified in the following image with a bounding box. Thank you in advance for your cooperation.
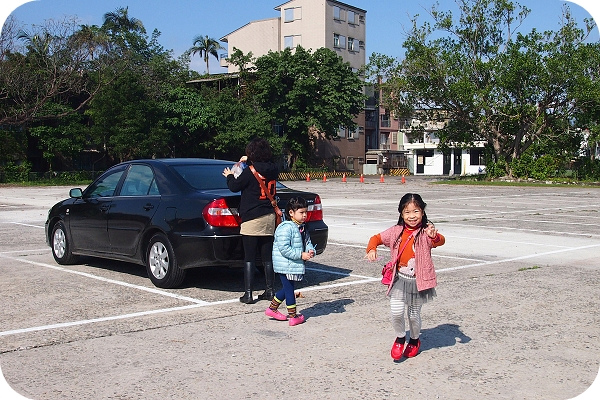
[51,221,78,264]
[146,233,186,289]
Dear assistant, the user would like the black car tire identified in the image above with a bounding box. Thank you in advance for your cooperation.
[51,221,78,265]
[146,233,186,289]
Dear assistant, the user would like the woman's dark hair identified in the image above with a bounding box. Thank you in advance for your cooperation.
[397,193,428,227]
[245,137,272,163]
[285,196,308,217]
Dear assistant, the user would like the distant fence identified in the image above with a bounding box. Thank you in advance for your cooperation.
[279,169,410,181]
[0,169,411,184]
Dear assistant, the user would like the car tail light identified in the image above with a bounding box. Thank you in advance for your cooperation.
[306,195,323,221]
[202,198,241,227]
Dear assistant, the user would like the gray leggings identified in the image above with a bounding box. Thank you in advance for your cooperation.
[389,280,424,339]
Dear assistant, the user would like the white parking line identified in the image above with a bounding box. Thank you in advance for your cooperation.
[2,241,598,339]
[441,223,600,238]
[437,243,600,272]
[0,254,209,305]
[0,304,205,337]
[8,222,44,229]
[0,248,48,254]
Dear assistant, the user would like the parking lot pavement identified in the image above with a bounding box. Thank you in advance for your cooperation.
[1,180,599,400]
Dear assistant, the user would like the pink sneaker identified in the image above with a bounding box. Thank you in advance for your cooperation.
[265,308,287,321]
[288,314,305,326]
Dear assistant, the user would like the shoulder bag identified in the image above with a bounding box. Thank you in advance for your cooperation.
[381,231,415,285]
[249,165,283,226]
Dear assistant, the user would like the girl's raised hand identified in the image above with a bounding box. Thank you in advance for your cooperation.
[425,222,438,238]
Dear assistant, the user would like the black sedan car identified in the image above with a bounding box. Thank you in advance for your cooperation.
[45,159,328,289]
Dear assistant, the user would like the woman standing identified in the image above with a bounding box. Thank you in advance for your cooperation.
[223,138,279,304]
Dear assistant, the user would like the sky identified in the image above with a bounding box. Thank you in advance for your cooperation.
[1,1,600,400]
[1,0,599,74]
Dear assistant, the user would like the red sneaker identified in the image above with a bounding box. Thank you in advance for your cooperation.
[403,339,421,358]
[391,341,405,360]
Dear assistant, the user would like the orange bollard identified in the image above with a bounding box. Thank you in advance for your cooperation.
[380,174,385,183]
[401,175,406,184]
[322,173,327,182]
[306,173,310,182]
[359,174,364,183]
[341,173,347,183]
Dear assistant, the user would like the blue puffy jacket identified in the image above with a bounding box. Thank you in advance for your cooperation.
[272,221,315,275]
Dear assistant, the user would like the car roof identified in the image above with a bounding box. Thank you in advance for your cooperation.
[139,158,234,166]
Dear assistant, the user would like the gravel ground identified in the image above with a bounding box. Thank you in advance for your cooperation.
[0,179,599,399]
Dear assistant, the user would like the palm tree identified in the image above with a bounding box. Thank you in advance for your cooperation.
[69,24,110,60]
[16,29,52,56]
[102,7,145,35]
[189,34,224,74]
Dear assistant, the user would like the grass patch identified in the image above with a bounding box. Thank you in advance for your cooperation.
[432,177,600,187]
[518,266,540,271]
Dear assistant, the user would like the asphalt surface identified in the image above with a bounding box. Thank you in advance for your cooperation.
[0,177,599,399]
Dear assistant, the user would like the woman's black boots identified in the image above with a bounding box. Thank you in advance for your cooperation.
[257,262,275,301]
[239,262,255,304]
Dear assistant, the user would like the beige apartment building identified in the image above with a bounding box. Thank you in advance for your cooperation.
[219,0,370,173]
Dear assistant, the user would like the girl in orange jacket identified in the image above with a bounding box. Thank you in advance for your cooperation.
[366,193,445,361]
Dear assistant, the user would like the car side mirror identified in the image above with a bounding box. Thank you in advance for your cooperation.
[69,188,83,198]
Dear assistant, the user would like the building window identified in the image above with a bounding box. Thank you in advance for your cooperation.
[347,38,359,52]
[333,6,345,21]
[470,148,485,165]
[381,113,391,128]
[273,122,284,136]
[347,10,357,25]
[284,35,301,49]
[346,157,355,170]
[333,34,346,49]
[392,132,398,144]
[348,126,360,139]
[284,36,293,48]
[284,7,301,22]
[337,126,346,138]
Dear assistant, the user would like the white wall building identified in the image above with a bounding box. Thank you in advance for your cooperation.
[392,116,486,176]
[220,0,366,72]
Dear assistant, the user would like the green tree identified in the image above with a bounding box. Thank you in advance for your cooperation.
[189,34,224,74]
[159,83,276,160]
[369,0,600,177]
[86,26,192,162]
[0,16,118,127]
[252,46,364,167]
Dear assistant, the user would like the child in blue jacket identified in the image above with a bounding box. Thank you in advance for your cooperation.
[265,197,315,326]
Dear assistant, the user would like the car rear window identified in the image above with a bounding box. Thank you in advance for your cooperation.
[171,164,230,190]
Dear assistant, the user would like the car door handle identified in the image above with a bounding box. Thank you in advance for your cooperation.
[143,204,154,211]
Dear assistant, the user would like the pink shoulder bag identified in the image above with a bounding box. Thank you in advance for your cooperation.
[381,231,415,285]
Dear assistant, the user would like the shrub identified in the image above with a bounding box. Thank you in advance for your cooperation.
[0,161,32,183]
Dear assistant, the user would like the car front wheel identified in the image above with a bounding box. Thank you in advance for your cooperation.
[146,233,186,289]
[51,221,78,264]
